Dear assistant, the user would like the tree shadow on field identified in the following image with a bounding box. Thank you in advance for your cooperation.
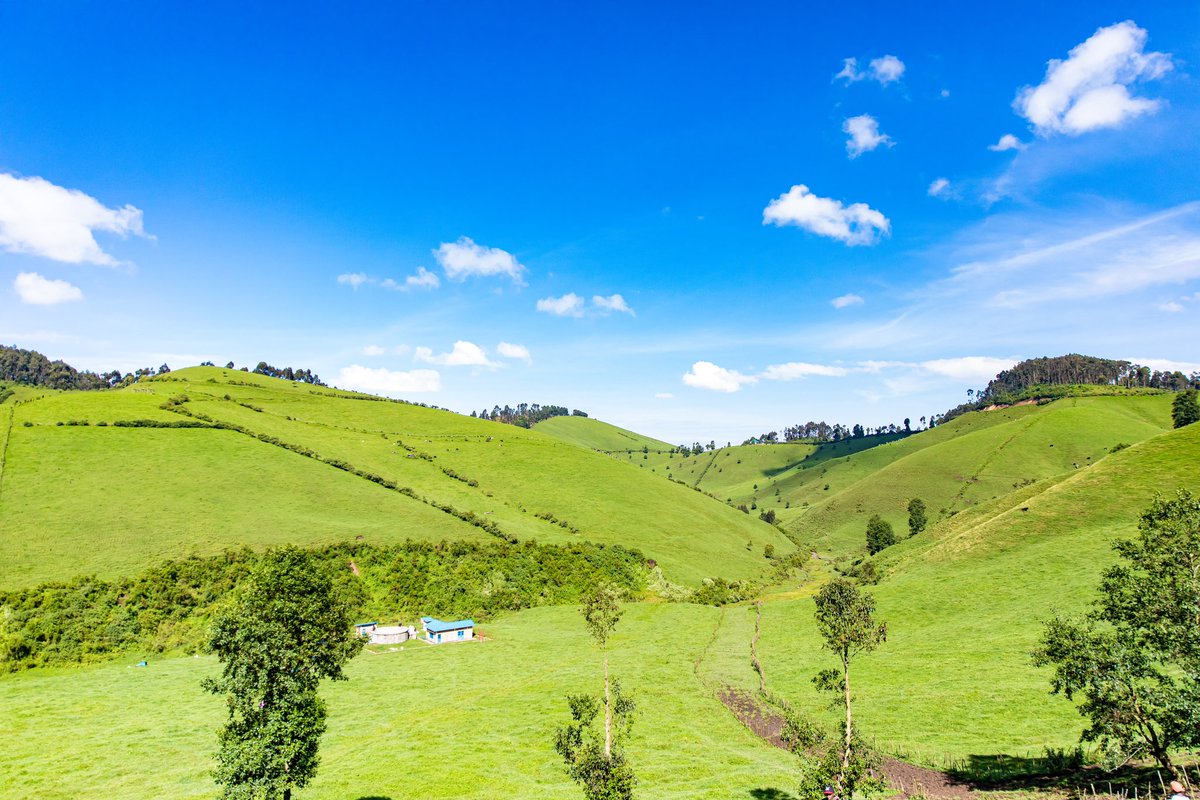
[353,796,393,799]
[750,789,798,800]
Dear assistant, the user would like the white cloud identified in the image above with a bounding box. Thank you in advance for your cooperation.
[362,345,386,356]
[414,340,498,368]
[760,362,850,380]
[1129,357,1200,374]
[835,55,905,85]
[920,356,1018,382]
[13,272,83,305]
[1160,301,1185,313]
[654,392,674,399]
[989,134,1027,152]
[337,272,369,288]
[593,293,635,315]
[435,237,526,284]
[537,293,585,317]
[404,266,440,290]
[927,178,951,198]
[683,361,757,393]
[497,341,532,363]
[336,365,441,395]
[843,114,893,158]
[832,293,865,309]
[0,173,148,265]
[1014,20,1172,136]
[763,185,890,246]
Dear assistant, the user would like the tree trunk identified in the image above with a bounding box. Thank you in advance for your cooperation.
[604,649,612,760]
[841,650,852,787]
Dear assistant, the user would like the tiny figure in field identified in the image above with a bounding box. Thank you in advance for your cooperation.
[1169,781,1190,800]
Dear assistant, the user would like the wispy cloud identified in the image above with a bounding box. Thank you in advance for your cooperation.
[927,178,951,198]
[832,293,865,309]
[362,344,386,356]
[337,266,440,292]
[989,134,1027,152]
[13,272,83,305]
[761,362,850,380]
[593,293,635,315]
[1014,20,1172,137]
[336,365,441,394]
[435,237,526,284]
[0,173,149,265]
[763,185,890,246]
[497,341,532,363]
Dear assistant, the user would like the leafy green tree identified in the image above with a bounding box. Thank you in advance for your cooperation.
[556,584,636,799]
[1032,491,1200,773]
[204,547,363,800]
[1172,389,1199,428]
[810,578,888,798]
[907,499,928,538]
[865,515,896,554]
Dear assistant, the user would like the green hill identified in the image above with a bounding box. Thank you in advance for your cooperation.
[0,367,792,588]
[532,415,673,452]
[753,419,1200,760]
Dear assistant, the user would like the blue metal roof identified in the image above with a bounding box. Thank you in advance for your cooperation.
[423,617,474,633]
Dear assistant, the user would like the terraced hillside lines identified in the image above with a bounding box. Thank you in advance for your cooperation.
[532,415,673,452]
[0,367,794,587]
[783,395,1173,554]
[0,603,799,800]
[754,421,1200,762]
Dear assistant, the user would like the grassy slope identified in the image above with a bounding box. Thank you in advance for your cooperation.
[755,420,1200,762]
[0,367,793,587]
[532,415,673,452]
[0,603,797,800]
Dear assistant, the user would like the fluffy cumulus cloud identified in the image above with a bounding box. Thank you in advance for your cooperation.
[927,178,951,198]
[414,340,498,368]
[843,114,893,158]
[593,293,634,315]
[760,362,850,380]
[763,185,890,246]
[836,55,905,85]
[683,361,758,393]
[989,134,1027,152]
[0,173,148,265]
[497,341,532,363]
[831,293,864,309]
[536,293,585,317]
[435,237,526,284]
[13,271,83,305]
[1014,20,1172,136]
[336,365,440,394]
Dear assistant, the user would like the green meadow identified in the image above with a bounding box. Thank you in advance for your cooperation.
[0,603,798,800]
[532,415,673,452]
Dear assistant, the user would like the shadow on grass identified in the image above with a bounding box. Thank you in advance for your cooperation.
[354,796,394,799]
[750,789,797,800]
[947,752,1192,795]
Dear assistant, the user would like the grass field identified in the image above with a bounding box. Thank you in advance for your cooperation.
[532,415,673,452]
[0,368,793,587]
[0,603,798,800]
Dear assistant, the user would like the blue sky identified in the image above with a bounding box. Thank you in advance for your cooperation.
[2,2,1198,442]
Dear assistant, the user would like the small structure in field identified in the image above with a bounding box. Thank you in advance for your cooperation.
[354,622,378,637]
[369,624,417,645]
[421,616,474,644]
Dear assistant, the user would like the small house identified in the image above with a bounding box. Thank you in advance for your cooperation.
[354,622,378,637]
[421,616,474,644]
[369,625,416,645]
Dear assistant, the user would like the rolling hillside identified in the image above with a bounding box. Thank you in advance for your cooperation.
[0,367,792,588]
[532,414,673,452]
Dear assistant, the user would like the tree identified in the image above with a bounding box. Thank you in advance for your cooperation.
[907,499,928,538]
[556,584,636,799]
[1172,389,1199,428]
[1032,491,1200,773]
[865,515,896,554]
[204,547,363,800]
[810,579,888,798]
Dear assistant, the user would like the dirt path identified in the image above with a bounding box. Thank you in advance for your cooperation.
[717,687,978,799]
